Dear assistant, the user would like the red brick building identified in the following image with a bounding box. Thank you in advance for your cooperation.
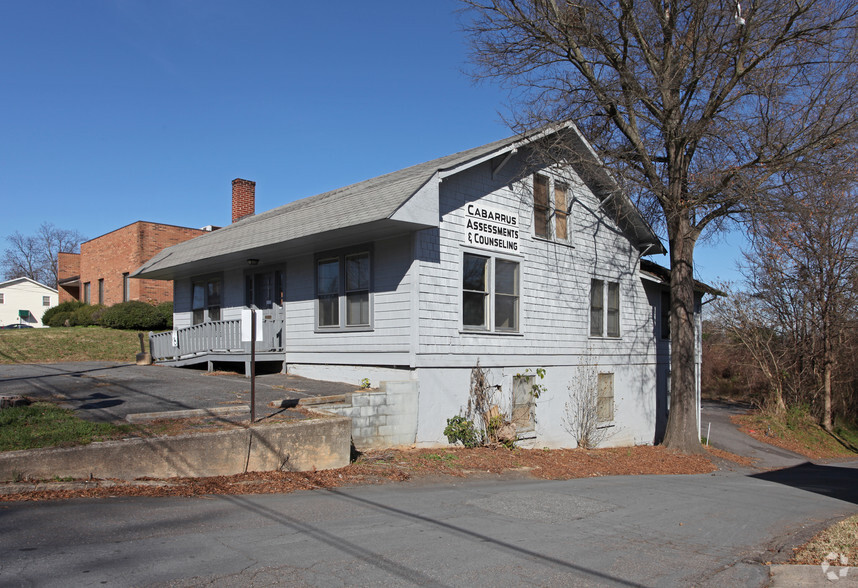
[58,222,211,306]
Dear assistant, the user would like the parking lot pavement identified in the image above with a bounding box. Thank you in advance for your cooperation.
[0,362,358,422]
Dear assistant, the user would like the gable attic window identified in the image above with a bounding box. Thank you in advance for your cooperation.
[590,279,620,337]
[316,249,372,330]
[192,277,222,325]
[42,296,51,307]
[462,252,520,332]
[533,174,550,238]
[0,293,4,304]
[533,174,569,241]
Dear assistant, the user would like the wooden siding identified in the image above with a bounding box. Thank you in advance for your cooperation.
[415,153,659,368]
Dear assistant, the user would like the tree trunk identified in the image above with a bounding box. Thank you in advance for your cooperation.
[822,349,833,432]
[662,213,704,453]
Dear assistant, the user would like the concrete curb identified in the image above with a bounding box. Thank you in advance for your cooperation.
[0,414,351,481]
[769,564,856,586]
[126,405,249,423]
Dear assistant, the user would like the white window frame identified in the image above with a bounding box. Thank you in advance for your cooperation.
[42,296,51,307]
[461,250,521,334]
[590,278,621,338]
[0,293,4,304]
[191,275,223,325]
[314,248,373,332]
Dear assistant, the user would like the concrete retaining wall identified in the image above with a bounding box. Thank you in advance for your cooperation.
[0,414,351,482]
[319,380,418,450]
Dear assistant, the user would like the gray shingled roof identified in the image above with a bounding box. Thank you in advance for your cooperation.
[134,125,663,279]
[133,133,529,279]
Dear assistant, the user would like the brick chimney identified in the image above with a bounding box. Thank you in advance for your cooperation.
[231,178,256,223]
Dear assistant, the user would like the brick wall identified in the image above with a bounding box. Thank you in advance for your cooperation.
[57,252,80,304]
[76,222,207,306]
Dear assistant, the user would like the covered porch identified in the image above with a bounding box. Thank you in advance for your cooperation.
[149,312,285,374]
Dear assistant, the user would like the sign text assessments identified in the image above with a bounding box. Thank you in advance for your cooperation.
[465,203,519,253]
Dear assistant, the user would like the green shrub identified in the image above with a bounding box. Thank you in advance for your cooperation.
[99,301,167,330]
[155,302,173,329]
[47,311,75,328]
[70,304,105,327]
[443,416,483,448]
[42,301,84,326]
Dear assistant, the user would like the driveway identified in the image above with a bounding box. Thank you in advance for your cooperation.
[701,400,808,469]
[0,362,357,421]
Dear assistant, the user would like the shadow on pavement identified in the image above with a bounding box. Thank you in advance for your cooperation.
[750,462,858,506]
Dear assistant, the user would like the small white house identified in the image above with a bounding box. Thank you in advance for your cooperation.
[0,277,58,328]
[135,124,715,449]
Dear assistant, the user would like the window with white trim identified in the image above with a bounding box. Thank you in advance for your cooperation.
[316,250,371,330]
[42,296,51,307]
[462,252,520,332]
[590,279,620,337]
[0,293,4,304]
[192,277,222,325]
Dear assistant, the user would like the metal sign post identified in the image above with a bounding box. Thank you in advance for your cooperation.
[250,308,256,423]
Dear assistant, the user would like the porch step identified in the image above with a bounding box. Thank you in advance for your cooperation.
[268,394,349,409]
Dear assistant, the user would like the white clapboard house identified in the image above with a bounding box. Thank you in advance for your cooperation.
[0,277,58,328]
[134,124,715,448]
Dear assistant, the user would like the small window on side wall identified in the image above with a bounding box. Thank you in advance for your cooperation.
[42,296,50,307]
[597,373,614,422]
[590,279,620,337]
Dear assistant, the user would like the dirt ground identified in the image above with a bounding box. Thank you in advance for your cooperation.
[0,445,744,502]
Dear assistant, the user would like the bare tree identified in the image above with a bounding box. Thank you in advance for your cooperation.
[462,0,858,451]
[2,223,85,288]
[742,178,858,430]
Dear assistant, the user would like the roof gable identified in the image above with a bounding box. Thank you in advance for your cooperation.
[134,124,663,280]
[0,277,58,293]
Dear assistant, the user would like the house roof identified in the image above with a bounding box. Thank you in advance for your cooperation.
[133,124,664,280]
[0,276,58,293]
[639,259,724,297]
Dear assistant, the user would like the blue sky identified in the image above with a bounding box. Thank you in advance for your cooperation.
[0,0,745,286]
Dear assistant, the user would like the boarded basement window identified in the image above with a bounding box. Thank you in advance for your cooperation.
[597,373,614,422]
[512,375,536,432]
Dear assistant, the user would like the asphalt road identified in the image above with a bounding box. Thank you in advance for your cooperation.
[0,362,356,421]
[701,401,807,470]
[1,462,857,587]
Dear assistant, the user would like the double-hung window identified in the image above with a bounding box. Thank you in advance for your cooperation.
[316,250,371,330]
[192,277,222,325]
[462,252,520,332]
[590,279,620,337]
[42,296,51,307]
[532,174,569,241]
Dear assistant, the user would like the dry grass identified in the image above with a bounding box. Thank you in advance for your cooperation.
[792,514,858,565]
[0,327,146,364]
[733,410,858,460]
